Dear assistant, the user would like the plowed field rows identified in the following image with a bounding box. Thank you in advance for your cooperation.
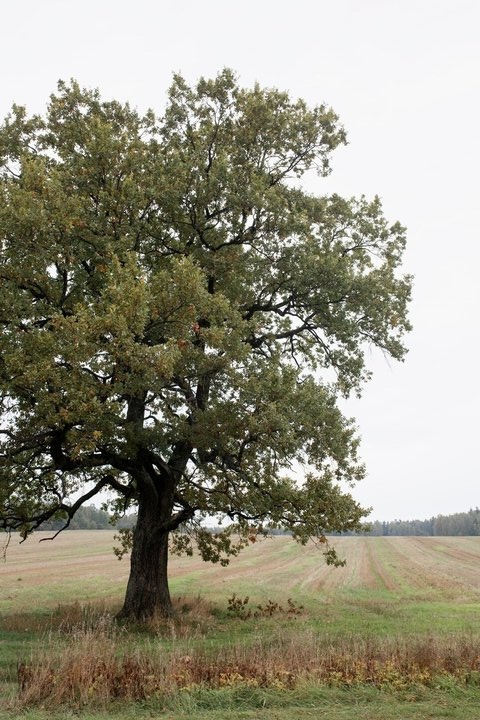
[2,532,480,615]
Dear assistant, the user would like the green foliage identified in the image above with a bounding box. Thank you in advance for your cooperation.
[0,71,411,590]
[112,527,134,560]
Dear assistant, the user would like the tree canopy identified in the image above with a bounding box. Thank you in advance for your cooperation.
[0,71,411,619]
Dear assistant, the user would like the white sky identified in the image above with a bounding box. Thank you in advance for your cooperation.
[2,0,479,521]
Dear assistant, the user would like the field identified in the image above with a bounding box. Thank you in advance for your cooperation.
[2,531,480,719]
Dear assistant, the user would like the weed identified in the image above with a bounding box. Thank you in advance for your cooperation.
[226,594,251,620]
[10,615,480,710]
[226,595,304,620]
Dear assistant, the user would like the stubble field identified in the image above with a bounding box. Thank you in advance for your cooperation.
[2,531,480,719]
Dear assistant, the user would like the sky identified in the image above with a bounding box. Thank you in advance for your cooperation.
[1,0,479,521]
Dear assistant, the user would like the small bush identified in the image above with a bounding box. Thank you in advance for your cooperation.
[226,594,305,620]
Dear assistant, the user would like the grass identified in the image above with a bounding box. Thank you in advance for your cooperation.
[4,686,480,720]
[12,621,480,702]
[2,532,480,717]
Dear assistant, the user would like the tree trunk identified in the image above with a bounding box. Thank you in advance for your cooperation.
[117,496,174,621]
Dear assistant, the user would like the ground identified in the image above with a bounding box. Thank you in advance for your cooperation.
[1,532,480,719]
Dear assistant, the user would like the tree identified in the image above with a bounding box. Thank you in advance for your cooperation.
[39,504,111,530]
[0,71,411,620]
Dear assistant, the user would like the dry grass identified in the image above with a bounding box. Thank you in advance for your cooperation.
[12,610,480,709]
[2,594,216,638]
[1,600,118,634]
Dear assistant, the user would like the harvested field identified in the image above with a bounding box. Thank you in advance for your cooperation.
[2,532,480,615]
[3,532,480,718]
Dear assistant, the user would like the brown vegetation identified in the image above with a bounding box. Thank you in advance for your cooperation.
[14,613,480,708]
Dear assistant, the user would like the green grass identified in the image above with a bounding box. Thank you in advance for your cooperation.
[305,590,480,637]
[2,533,480,717]
[4,686,480,720]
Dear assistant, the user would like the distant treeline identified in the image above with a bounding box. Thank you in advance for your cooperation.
[38,506,480,537]
[38,505,135,531]
[365,508,480,537]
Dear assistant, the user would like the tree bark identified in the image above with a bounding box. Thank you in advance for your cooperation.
[117,493,174,621]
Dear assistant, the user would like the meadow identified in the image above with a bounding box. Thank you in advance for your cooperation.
[2,531,480,719]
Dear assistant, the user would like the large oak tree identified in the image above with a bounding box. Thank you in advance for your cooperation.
[0,71,411,619]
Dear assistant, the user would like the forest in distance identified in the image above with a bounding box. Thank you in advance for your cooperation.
[35,505,480,537]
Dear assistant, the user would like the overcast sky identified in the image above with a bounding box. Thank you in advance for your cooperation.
[2,0,479,521]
